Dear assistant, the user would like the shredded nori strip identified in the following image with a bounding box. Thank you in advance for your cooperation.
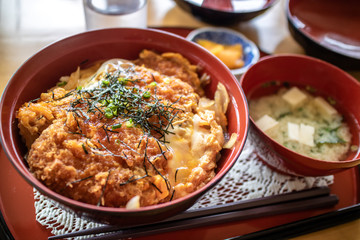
[60,175,95,193]
[150,182,162,194]
[175,168,180,183]
[27,98,40,107]
[119,175,148,186]
[169,190,175,201]
[81,143,88,154]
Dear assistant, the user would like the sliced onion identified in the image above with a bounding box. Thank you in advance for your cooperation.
[223,133,238,149]
[125,195,140,209]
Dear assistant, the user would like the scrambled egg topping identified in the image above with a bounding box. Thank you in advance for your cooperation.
[17,50,231,208]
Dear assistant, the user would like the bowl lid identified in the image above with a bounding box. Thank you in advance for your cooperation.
[287,0,360,60]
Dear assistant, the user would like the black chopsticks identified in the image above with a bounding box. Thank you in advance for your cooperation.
[48,187,338,240]
[227,203,360,240]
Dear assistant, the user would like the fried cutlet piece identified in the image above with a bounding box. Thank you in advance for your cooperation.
[133,50,205,96]
[17,87,71,149]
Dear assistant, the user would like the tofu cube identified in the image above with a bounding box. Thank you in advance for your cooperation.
[313,96,338,117]
[282,87,307,107]
[255,115,279,132]
[287,122,300,141]
[299,123,315,147]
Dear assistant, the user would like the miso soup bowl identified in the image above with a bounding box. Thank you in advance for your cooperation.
[240,54,360,176]
[0,28,249,225]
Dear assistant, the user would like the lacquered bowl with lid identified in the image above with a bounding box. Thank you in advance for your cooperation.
[287,0,360,70]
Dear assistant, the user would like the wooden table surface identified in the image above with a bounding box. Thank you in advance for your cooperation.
[0,0,359,239]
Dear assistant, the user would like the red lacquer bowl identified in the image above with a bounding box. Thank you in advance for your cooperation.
[240,54,360,176]
[287,0,360,70]
[0,28,249,225]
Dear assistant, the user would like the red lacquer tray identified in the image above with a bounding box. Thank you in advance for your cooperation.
[0,28,359,240]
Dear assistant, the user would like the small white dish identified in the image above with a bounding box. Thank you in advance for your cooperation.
[187,27,260,79]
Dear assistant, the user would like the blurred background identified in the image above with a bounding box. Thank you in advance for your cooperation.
[0,0,307,92]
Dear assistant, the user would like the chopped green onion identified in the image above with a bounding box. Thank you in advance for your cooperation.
[118,77,128,85]
[112,123,122,130]
[149,82,157,87]
[102,80,110,87]
[126,119,134,128]
[57,81,67,87]
[104,109,114,119]
[99,99,108,106]
[142,91,151,99]
[108,103,117,110]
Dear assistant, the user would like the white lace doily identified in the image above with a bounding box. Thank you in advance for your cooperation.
[34,138,333,238]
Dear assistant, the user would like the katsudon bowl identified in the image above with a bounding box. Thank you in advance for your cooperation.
[241,54,360,176]
[0,28,249,225]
